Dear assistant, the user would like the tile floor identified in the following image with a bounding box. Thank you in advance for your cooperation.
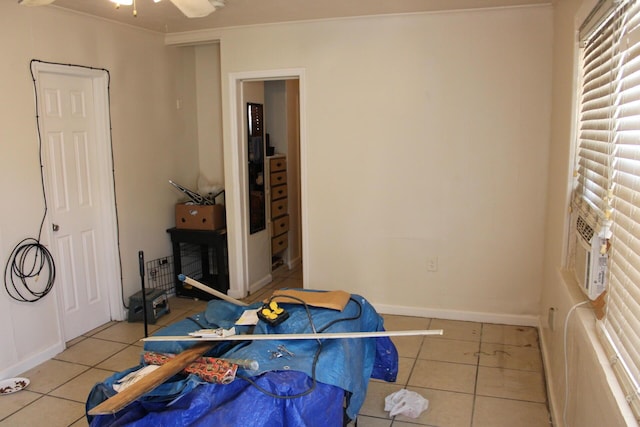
[0,265,551,426]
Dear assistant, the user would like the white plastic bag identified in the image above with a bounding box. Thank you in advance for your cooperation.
[384,389,429,418]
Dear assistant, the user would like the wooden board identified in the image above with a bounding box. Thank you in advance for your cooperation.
[270,289,351,311]
[87,342,214,416]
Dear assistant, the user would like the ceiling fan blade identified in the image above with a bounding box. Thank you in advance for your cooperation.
[169,0,216,18]
[17,0,56,5]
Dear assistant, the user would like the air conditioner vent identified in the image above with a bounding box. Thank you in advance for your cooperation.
[576,215,594,243]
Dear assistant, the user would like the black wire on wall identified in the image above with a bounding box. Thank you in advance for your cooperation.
[3,59,125,307]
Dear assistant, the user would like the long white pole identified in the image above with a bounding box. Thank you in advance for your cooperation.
[143,329,443,342]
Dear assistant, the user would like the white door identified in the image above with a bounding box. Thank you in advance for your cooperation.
[36,69,114,340]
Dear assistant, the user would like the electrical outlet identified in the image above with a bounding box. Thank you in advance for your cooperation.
[427,256,438,272]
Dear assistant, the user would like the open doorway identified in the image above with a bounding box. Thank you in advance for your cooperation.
[227,69,306,300]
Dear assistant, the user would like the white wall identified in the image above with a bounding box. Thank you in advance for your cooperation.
[540,0,638,425]
[171,5,554,323]
[195,43,224,187]
[243,81,272,288]
[0,3,195,379]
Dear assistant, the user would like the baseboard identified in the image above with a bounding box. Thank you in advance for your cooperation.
[373,303,540,327]
[287,256,301,270]
[538,323,562,427]
[249,274,273,294]
[0,341,65,380]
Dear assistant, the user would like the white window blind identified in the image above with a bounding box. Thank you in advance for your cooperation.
[574,1,623,229]
[577,0,640,419]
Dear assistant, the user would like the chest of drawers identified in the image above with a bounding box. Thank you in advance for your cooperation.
[269,155,289,258]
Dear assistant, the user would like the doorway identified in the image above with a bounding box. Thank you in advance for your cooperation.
[227,69,306,299]
[32,62,122,341]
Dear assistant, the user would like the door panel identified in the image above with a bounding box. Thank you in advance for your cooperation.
[39,72,111,340]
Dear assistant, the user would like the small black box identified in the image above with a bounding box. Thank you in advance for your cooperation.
[128,288,170,324]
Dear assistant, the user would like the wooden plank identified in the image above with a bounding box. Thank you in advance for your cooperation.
[179,274,248,307]
[143,329,444,342]
[87,342,214,416]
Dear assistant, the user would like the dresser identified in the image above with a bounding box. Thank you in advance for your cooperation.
[268,155,289,264]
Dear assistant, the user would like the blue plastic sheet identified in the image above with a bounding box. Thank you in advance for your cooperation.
[87,291,398,426]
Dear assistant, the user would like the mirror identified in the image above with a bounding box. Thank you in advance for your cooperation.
[247,102,265,234]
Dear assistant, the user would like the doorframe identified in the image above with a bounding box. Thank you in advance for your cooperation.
[227,68,307,299]
[31,62,124,337]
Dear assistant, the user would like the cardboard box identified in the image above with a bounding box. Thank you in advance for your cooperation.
[175,203,225,231]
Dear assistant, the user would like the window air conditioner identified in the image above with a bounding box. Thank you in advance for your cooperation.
[574,215,608,300]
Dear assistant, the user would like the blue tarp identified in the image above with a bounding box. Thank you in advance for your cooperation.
[87,292,398,426]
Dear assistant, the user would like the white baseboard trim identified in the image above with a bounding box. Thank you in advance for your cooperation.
[0,341,65,380]
[249,274,273,294]
[373,303,540,327]
[538,324,562,427]
[227,288,246,299]
[287,256,301,270]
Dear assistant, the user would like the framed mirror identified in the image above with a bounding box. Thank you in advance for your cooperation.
[247,102,266,234]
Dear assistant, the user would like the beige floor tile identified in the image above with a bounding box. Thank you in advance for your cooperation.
[419,337,480,365]
[389,335,425,358]
[0,390,41,420]
[482,324,539,347]
[95,345,143,372]
[381,315,431,331]
[91,321,161,344]
[49,368,114,402]
[473,396,551,427]
[476,366,546,403]
[154,307,190,326]
[408,360,477,394]
[0,395,85,427]
[55,337,127,366]
[352,415,392,426]
[359,381,400,418]
[69,415,90,426]
[19,359,89,394]
[430,319,481,342]
[83,321,117,337]
[395,386,474,427]
[395,356,415,386]
[382,316,430,358]
[478,342,543,372]
[66,336,87,348]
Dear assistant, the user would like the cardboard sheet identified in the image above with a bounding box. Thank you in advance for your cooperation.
[269,289,351,311]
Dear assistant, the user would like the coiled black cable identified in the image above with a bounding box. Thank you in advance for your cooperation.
[238,295,363,399]
[4,237,55,302]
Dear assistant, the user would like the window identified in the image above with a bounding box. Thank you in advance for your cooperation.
[574,0,640,419]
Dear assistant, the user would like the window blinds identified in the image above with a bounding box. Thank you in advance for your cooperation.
[577,0,640,419]
[574,3,622,229]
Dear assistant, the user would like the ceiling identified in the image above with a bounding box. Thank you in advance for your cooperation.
[47,0,551,34]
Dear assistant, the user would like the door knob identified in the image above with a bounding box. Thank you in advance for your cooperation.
[52,224,60,232]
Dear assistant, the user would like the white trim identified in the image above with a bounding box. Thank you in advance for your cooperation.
[249,274,273,294]
[30,62,124,332]
[374,303,540,327]
[227,68,308,300]
[144,329,444,342]
[0,341,65,381]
